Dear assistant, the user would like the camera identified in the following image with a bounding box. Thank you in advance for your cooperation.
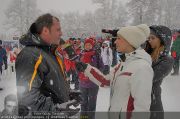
[101,29,119,48]
[63,45,78,60]
[102,29,119,37]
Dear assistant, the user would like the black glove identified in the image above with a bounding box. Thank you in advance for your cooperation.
[18,105,30,116]
[64,45,78,60]
[5,63,8,70]
[75,62,88,72]
[55,100,80,117]
[69,89,82,104]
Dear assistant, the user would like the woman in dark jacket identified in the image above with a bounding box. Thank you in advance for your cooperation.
[145,25,174,119]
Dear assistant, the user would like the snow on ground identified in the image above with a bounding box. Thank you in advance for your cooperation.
[162,75,180,111]
[95,74,180,112]
[0,68,180,115]
[0,70,17,111]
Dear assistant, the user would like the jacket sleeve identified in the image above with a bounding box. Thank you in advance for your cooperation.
[84,63,122,87]
[130,64,153,112]
[153,56,174,84]
[15,48,55,112]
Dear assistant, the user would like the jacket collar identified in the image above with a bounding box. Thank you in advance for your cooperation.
[125,48,152,65]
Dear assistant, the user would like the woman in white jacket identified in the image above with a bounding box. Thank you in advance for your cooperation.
[75,24,154,119]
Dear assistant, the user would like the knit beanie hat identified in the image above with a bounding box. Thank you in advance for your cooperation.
[117,24,150,49]
[103,40,110,47]
[84,38,95,47]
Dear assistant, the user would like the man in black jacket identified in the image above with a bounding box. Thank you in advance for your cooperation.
[16,13,79,116]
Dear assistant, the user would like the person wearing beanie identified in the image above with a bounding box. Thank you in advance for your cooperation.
[171,29,180,75]
[61,40,80,90]
[78,37,104,119]
[101,40,113,74]
[75,24,154,119]
[0,94,17,116]
[144,25,174,119]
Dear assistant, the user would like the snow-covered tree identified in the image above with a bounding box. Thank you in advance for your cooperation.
[92,0,128,29]
[127,0,149,25]
[163,0,180,29]
[127,0,180,29]
[60,12,82,38]
[113,1,128,28]
[4,0,40,35]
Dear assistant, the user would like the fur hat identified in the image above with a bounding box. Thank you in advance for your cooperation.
[149,25,172,53]
[117,24,150,49]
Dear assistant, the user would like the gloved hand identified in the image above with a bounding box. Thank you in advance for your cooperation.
[69,89,82,104]
[55,100,80,117]
[63,45,78,60]
[75,62,88,72]
[18,105,30,116]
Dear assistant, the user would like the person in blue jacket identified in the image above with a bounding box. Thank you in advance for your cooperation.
[0,40,7,90]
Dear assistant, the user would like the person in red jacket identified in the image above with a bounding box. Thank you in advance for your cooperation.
[79,37,104,119]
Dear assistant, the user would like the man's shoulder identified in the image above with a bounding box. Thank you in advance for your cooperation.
[126,58,152,73]
[17,46,42,60]
[21,46,42,54]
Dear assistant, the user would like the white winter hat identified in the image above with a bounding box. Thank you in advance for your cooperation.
[117,24,150,49]
[103,40,110,47]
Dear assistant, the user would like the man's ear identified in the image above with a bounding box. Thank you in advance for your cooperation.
[42,27,50,35]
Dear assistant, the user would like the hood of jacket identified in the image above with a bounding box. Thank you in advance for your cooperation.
[19,31,50,47]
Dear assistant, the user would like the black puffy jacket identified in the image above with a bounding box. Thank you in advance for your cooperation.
[16,32,69,113]
[151,54,174,104]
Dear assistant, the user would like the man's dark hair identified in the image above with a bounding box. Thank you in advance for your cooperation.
[34,13,59,34]
[4,94,17,105]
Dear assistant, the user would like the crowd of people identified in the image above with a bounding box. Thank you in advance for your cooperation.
[0,13,180,119]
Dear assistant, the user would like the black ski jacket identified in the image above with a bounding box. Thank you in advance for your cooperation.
[16,32,69,114]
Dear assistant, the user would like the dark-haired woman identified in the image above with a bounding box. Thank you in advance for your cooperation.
[145,25,174,119]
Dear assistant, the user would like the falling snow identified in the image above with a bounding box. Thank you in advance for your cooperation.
[0,67,179,118]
